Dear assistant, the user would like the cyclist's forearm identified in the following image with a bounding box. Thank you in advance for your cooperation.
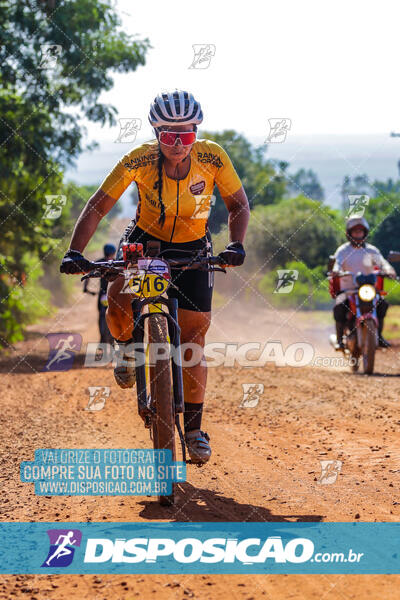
[222,187,250,243]
[228,205,249,243]
[69,211,101,252]
[69,190,117,253]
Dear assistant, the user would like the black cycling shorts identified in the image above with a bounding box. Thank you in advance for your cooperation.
[117,222,213,312]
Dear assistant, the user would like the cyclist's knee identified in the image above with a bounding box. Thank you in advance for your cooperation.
[181,326,207,347]
[106,280,133,340]
[108,279,132,314]
[106,303,120,325]
[108,277,125,304]
[106,311,132,340]
[179,310,211,345]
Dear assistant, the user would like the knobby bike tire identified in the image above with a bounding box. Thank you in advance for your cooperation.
[148,313,176,506]
[347,333,360,372]
[362,319,377,375]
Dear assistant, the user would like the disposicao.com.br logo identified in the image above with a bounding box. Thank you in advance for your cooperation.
[83,536,355,565]
[84,536,313,564]
[0,522,388,574]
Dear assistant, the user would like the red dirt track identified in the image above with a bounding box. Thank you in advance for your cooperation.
[1,292,400,599]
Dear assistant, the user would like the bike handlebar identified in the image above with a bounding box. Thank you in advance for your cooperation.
[328,270,394,279]
[79,254,227,280]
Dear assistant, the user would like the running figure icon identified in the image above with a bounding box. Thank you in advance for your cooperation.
[43,333,82,372]
[41,528,82,568]
[45,531,77,566]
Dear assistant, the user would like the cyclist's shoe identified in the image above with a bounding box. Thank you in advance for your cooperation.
[114,342,135,389]
[114,362,135,388]
[334,340,345,351]
[185,429,211,464]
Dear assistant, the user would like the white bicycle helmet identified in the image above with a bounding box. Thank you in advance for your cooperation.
[148,90,203,128]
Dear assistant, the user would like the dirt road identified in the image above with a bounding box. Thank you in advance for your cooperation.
[1,290,400,599]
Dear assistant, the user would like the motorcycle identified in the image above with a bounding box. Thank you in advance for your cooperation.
[328,269,387,374]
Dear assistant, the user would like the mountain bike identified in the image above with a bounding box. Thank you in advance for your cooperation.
[80,240,227,506]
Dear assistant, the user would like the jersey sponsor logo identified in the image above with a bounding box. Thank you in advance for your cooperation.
[197,152,223,168]
[190,180,206,195]
[145,193,163,210]
[124,153,158,172]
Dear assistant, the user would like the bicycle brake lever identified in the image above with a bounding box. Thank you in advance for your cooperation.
[81,271,101,281]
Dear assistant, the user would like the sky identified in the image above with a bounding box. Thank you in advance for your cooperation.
[68,0,400,210]
[84,0,400,142]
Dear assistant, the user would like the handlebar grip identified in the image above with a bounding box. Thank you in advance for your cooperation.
[208,256,224,265]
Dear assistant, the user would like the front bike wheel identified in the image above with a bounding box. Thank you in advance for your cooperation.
[346,332,359,372]
[362,319,377,375]
[148,313,176,506]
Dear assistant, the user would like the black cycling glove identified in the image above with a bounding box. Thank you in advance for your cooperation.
[60,250,92,274]
[218,241,246,266]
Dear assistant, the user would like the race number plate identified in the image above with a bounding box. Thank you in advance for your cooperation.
[122,258,170,297]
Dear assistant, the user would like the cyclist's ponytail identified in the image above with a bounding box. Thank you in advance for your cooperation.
[157,150,166,228]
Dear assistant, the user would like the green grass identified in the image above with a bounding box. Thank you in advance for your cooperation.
[383,305,400,340]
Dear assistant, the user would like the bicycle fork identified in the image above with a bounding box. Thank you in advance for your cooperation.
[131,297,187,460]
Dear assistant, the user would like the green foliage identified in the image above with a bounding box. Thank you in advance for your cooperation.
[0,253,52,343]
[0,1,149,156]
[373,178,400,196]
[200,130,290,232]
[0,0,148,344]
[244,196,343,272]
[258,261,332,310]
[340,174,372,211]
[287,168,324,201]
[384,279,400,305]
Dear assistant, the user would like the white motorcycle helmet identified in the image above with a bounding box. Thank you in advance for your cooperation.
[346,217,370,245]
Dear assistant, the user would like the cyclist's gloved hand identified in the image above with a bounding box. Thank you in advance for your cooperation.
[218,242,246,266]
[60,250,92,274]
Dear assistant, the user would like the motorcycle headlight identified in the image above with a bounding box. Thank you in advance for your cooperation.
[358,284,376,301]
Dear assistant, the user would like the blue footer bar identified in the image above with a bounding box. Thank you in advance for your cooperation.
[0,522,399,574]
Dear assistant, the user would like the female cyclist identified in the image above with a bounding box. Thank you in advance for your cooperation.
[60,90,250,463]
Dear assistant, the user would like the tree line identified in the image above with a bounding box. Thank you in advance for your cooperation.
[2,1,400,343]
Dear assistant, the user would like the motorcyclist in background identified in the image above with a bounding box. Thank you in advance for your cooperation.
[83,243,116,344]
[332,217,396,349]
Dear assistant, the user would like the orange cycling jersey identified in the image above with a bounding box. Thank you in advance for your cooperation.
[99,139,242,243]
